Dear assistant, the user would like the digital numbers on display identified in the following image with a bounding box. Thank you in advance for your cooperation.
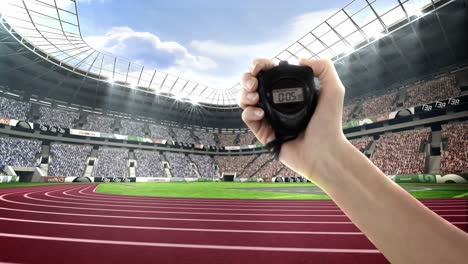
[272,88,304,104]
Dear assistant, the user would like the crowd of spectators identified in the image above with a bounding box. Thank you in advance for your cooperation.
[440,122,468,174]
[172,128,196,144]
[241,154,272,178]
[354,92,398,120]
[189,154,218,178]
[214,156,256,175]
[238,132,256,146]
[0,137,41,169]
[217,133,238,146]
[192,131,216,146]
[402,75,459,108]
[342,104,356,123]
[350,137,373,152]
[149,124,174,141]
[253,159,283,178]
[165,152,195,177]
[93,147,129,178]
[37,106,80,129]
[82,114,115,133]
[0,96,30,121]
[48,144,92,177]
[278,166,298,177]
[134,150,166,177]
[371,128,430,175]
[120,119,146,137]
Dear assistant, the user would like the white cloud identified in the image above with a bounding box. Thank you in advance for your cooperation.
[85,27,217,71]
[190,10,336,61]
[83,9,337,90]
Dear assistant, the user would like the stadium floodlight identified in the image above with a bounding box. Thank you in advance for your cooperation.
[190,99,199,106]
[173,94,183,101]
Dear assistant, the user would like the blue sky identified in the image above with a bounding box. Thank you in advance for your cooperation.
[77,0,345,88]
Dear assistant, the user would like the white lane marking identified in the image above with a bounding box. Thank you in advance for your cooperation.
[0,205,353,224]
[24,193,468,217]
[24,192,351,216]
[18,192,468,216]
[0,232,381,253]
[454,192,468,198]
[0,189,356,224]
[55,189,348,211]
[0,217,363,235]
[41,189,349,214]
[80,186,468,206]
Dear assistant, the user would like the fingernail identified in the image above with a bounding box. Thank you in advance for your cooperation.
[255,109,264,117]
[245,79,255,91]
[250,63,258,74]
[247,93,257,101]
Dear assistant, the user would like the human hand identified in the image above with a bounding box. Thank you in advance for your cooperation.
[239,58,348,181]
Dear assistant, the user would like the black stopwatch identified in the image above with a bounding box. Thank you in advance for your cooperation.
[257,61,319,156]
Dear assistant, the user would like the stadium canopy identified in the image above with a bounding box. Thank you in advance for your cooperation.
[0,0,449,108]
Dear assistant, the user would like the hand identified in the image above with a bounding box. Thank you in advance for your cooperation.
[239,58,347,182]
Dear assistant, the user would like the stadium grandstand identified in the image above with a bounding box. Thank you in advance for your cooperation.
[0,0,467,263]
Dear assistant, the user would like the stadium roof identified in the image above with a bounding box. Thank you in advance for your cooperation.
[0,0,451,108]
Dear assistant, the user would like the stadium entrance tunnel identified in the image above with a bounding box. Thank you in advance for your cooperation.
[72,177,92,183]
[223,174,235,182]
[17,171,34,182]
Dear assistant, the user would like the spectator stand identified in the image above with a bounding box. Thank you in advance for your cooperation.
[134,149,166,177]
[81,114,116,133]
[240,154,273,178]
[48,143,92,177]
[371,128,431,175]
[92,147,129,178]
[440,122,468,174]
[0,96,31,121]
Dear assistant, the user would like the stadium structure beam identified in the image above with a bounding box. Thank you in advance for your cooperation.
[430,2,457,63]
[366,0,389,33]
[70,54,102,103]
[168,77,179,94]
[325,21,380,85]
[45,70,73,100]
[409,22,435,71]
[53,0,86,55]
[387,34,416,75]
[20,64,59,93]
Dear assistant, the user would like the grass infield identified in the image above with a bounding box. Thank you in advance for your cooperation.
[1,182,467,200]
[96,182,468,200]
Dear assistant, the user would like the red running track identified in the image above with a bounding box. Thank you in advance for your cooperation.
[0,184,466,264]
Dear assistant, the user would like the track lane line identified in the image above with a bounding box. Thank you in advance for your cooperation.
[0,232,381,254]
[0,217,364,235]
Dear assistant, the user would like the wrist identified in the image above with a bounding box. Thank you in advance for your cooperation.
[304,134,352,186]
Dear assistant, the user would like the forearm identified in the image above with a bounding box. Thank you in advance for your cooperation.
[308,138,468,264]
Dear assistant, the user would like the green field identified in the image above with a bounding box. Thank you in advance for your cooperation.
[1,182,467,199]
[96,182,468,199]
[97,182,330,200]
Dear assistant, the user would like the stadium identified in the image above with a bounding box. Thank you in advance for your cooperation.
[0,0,467,263]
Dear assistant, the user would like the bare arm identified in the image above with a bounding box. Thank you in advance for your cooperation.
[239,58,468,263]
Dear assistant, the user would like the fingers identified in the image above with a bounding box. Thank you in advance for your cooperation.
[251,58,275,76]
[241,106,264,133]
[241,72,258,92]
[299,58,345,100]
[239,88,259,109]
